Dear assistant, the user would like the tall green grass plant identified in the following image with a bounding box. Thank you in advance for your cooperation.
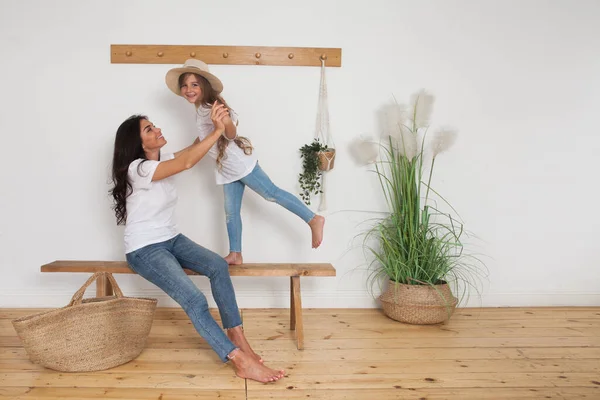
[366,91,485,303]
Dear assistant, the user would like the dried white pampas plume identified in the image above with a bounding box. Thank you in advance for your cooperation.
[379,102,407,138]
[410,89,435,128]
[349,135,379,165]
[430,127,457,158]
[378,102,418,160]
[396,125,418,160]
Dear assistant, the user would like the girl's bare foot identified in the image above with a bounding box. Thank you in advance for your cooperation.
[228,349,284,383]
[224,252,243,265]
[227,326,263,363]
[308,215,325,248]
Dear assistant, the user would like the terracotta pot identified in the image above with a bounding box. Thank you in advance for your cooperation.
[318,149,336,171]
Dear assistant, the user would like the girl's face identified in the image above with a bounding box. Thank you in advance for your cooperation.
[180,74,202,104]
[140,119,166,152]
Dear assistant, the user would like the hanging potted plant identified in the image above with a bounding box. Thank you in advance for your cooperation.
[365,90,485,325]
[297,56,336,208]
[298,139,329,205]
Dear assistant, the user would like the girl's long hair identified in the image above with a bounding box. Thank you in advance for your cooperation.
[179,73,253,169]
[109,115,147,225]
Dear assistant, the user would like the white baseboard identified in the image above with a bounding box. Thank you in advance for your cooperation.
[469,292,600,307]
[1,290,599,308]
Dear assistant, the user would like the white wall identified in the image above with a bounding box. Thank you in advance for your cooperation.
[1,0,599,308]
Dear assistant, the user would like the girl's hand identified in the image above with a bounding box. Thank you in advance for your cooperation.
[211,101,229,132]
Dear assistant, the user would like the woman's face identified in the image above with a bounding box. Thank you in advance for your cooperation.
[179,74,202,104]
[140,119,166,152]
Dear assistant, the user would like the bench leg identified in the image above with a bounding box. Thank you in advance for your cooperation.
[290,276,304,350]
[96,274,114,297]
[290,278,296,330]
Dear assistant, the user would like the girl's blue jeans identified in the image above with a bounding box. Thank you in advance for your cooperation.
[223,163,315,252]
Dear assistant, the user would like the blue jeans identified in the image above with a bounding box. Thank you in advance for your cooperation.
[126,234,242,362]
[224,163,315,252]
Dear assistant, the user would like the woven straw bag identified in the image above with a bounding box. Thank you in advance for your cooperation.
[12,272,157,372]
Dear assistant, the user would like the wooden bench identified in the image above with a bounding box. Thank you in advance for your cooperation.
[41,260,336,350]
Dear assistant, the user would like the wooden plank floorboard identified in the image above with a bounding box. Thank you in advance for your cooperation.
[0,387,245,399]
[247,387,598,399]
[1,307,598,399]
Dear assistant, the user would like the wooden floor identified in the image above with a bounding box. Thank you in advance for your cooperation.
[1,307,599,399]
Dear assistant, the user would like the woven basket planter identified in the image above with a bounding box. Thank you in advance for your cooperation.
[379,280,458,324]
[12,272,157,372]
[318,149,336,171]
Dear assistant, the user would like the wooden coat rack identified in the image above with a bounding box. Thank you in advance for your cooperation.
[111,45,342,67]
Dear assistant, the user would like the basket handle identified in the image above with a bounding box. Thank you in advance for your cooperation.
[68,272,124,306]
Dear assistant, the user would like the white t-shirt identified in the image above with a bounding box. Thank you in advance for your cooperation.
[124,153,179,254]
[196,106,258,185]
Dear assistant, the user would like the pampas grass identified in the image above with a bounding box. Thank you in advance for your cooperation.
[349,135,379,165]
[380,102,407,138]
[430,127,458,158]
[363,90,485,305]
[410,89,435,128]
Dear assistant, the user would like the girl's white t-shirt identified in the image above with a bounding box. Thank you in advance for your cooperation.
[196,106,257,185]
[124,153,179,254]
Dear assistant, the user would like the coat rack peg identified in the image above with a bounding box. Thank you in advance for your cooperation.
[111,45,342,67]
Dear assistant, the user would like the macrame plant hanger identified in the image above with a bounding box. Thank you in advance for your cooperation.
[315,57,336,211]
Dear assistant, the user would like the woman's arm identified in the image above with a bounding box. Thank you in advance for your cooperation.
[152,103,228,181]
[174,137,200,158]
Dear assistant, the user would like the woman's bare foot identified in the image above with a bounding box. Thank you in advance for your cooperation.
[308,215,325,248]
[228,348,284,383]
[227,326,263,363]
[224,252,243,265]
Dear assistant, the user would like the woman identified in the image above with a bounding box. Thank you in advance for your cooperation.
[109,104,284,383]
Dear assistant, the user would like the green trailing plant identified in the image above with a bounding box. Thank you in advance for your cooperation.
[298,139,328,205]
[365,91,485,304]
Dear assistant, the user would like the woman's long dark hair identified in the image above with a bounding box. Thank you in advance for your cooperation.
[110,115,147,225]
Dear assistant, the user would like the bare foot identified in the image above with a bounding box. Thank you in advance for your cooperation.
[229,349,284,383]
[308,215,325,248]
[224,252,243,265]
[227,326,263,363]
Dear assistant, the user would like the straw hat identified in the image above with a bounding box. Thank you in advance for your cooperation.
[165,59,223,95]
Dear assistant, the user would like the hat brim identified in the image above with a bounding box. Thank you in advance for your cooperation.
[165,66,224,96]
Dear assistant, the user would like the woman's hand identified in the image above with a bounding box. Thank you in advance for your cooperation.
[211,102,229,133]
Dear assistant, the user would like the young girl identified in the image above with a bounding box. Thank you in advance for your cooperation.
[165,59,325,265]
